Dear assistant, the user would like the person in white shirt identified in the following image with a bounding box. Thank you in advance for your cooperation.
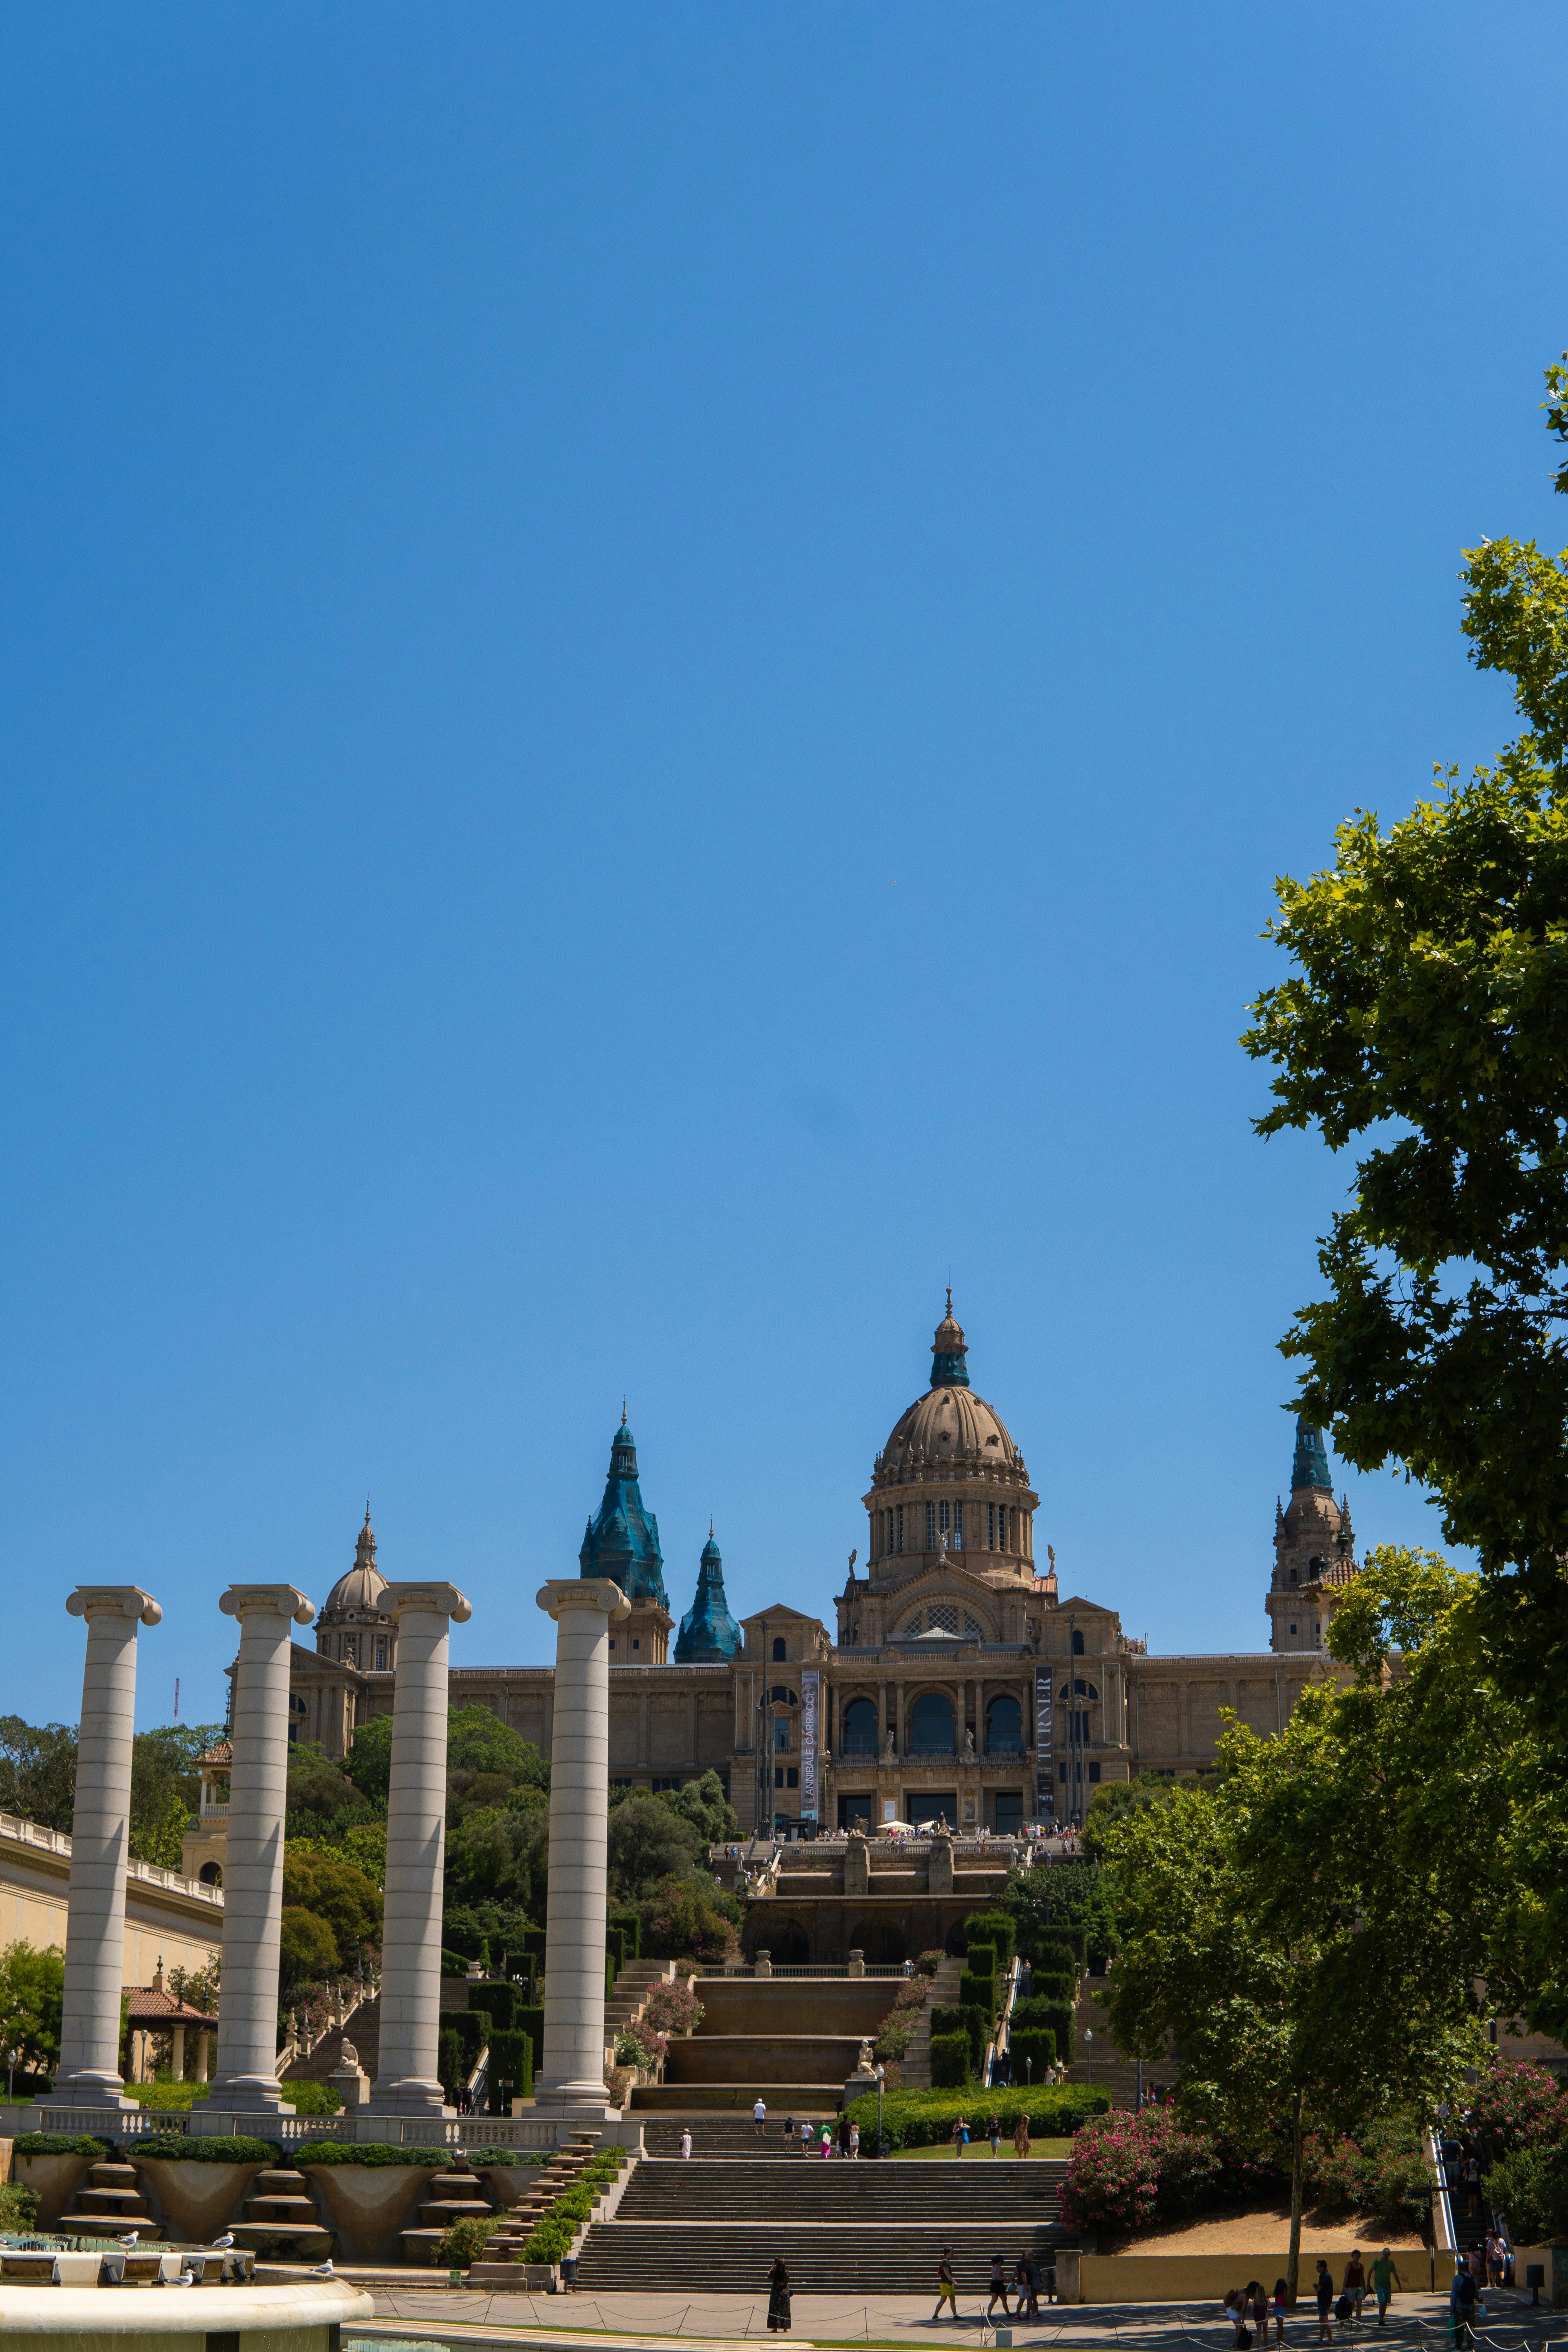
[753,2097,767,2138]
[680,2129,693,2159]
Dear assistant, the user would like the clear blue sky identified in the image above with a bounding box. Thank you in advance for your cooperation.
[2,5,1565,1730]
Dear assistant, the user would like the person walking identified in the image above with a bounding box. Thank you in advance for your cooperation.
[1017,2248,1040,2320]
[930,2248,959,2324]
[1272,2278,1289,2344]
[1013,2112,1031,2161]
[1369,2250,1401,2327]
[783,2114,795,2151]
[988,2112,1002,2159]
[1485,2229,1506,2289]
[849,2122,860,2160]
[753,2097,767,2139]
[1249,2281,1269,2344]
[1313,2261,1334,2346]
[950,2113,969,2156]
[767,2255,792,2334]
[985,2256,1012,2320]
[680,2128,693,2160]
[1342,2252,1366,2320]
[1450,2259,1478,2352]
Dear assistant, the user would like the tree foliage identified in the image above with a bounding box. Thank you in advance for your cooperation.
[1243,360,1568,1713]
[0,1720,78,1832]
[0,1941,64,2080]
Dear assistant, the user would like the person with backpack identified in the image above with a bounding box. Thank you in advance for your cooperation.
[1450,2258,1479,2352]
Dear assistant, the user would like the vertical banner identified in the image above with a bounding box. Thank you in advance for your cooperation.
[1034,1666,1054,1820]
[799,1669,819,1822]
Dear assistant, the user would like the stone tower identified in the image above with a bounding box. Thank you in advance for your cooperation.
[315,1506,397,1673]
[580,1416,673,1664]
[1266,1414,1358,1653]
[674,1527,742,1662]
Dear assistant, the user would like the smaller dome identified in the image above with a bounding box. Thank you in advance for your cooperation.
[701,1521,722,1565]
[321,1504,390,1620]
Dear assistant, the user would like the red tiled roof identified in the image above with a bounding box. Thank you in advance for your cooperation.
[122,1987,218,2027]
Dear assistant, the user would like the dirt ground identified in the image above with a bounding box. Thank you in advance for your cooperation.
[1113,2203,1428,2255]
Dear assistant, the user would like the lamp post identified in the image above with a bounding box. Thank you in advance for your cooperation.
[1085,2028,1093,2087]
[876,2060,886,2158]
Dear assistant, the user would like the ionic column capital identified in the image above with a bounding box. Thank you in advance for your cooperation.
[67,1586,162,1627]
[220,1584,315,1627]
[536,1577,629,1624]
[382,1581,472,1623]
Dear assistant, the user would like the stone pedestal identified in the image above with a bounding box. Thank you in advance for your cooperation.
[844,1831,870,1896]
[534,1577,628,2114]
[368,1581,471,2115]
[54,1586,162,2108]
[929,1831,955,1894]
[194,1584,314,2114]
[330,2041,370,2113]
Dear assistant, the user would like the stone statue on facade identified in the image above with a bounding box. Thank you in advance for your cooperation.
[964,1727,975,1759]
[884,1725,895,1759]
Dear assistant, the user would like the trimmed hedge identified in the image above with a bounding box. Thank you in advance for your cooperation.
[1008,2027,1057,2079]
[441,2007,488,2068]
[1035,2001,1074,2064]
[515,2004,545,2076]
[438,2027,466,2096]
[930,2031,971,2089]
[135,2134,281,2163]
[845,2083,1110,2152]
[479,1982,521,2032]
[965,1911,1017,1971]
[486,2029,535,2111]
[295,2140,450,2166]
[1030,1926,1087,1969]
[932,2003,989,2074]
[958,1968,997,2017]
[609,1908,641,1962]
[965,1941,997,1982]
[15,2132,113,2157]
[1013,1992,1071,2029]
[1024,1970,1075,2005]
[517,2147,628,2265]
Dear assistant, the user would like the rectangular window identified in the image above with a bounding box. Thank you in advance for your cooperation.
[885,1509,893,1555]
[786,1767,799,1789]
[1088,1762,1101,1784]
[774,1766,785,1789]
[953,1502,963,1550]
[927,1502,937,1549]
[1071,1710,1090,1739]
[896,1505,904,1553]
[773,1719,789,1751]
[939,1500,950,1534]
[987,1503,995,1550]
[1058,1763,1068,1784]
[374,1641,386,1671]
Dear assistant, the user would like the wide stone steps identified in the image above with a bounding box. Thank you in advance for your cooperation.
[573,2158,1071,2291]
[574,2223,1065,2294]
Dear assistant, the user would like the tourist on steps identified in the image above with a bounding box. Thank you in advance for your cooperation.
[930,2249,960,2323]
[985,2256,1013,2319]
[753,2098,767,2138]
[680,2128,692,2159]
[1013,2113,1031,2160]
[767,2255,792,2334]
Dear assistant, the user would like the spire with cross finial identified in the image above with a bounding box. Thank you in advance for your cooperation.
[930,1290,970,1389]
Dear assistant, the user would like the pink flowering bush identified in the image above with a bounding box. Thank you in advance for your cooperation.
[1466,2061,1568,2154]
[1060,2107,1219,2238]
[642,1978,705,2037]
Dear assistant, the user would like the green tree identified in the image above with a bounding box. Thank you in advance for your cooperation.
[1100,1580,1494,2296]
[279,1904,339,1992]
[446,1707,548,1789]
[341,1716,393,1806]
[1242,360,1568,1718]
[286,1743,376,1842]
[129,1724,225,1857]
[281,1846,382,1957]
[657,1770,738,1846]
[0,1940,64,2080]
[606,1793,706,1897]
[446,1802,550,1915]
[0,1720,77,1831]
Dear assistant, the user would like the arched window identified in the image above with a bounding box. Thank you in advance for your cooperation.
[1058,1678,1100,1700]
[772,1637,786,1662]
[907,1691,955,1756]
[841,1697,878,1757]
[1071,1628,1085,1656]
[985,1695,1022,1755]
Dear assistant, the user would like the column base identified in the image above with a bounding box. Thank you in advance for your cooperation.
[49,2072,138,2111]
[365,2077,452,2117]
[189,2074,296,2115]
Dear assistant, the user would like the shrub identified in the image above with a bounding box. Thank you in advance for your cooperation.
[958,1969,996,2017]
[642,1978,704,2037]
[442,2212,503,2267]
[293,2140,448,2167]
[1031,1926,1087,1969]
[915,1949,944,1977]
[135,2133,282,2163]
[1489,2143,1568,2243]
[274,2078,342,2115]
[440,2009,488,2067]
[480,1982,520,2031]
[1035,2000,1074,2064]
[965,1912,1016,1971]
[515,2004,544,2077]
[1061,2106,1220,2238]
[1008,2028,1056,2080]
[929,2032,971,2089]
[876,2020,913,2061]
[0,2182,39,2230]
[487,2028,535,2106]
[1468,2060,1568,2155]
[438,2027,466,2097]
[14,2132,112,2156]
[1012,1993,1068,2029]
[964,1942,997,1984]
[608,1907,641,1962]
[1302,2126,1432,2233]
[844,2083,1109,2152]
[1024,1970,1074,2005]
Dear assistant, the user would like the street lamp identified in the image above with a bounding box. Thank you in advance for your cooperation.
[876,2060,887,2158]
[1085,2029,1093,2087]
[5,2045,18,2101]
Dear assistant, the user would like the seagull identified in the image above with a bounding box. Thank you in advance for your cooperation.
[309,2258,334,2276]
[174,2272,196,2287]
[210,2232,234,2250]
[118,2232,140,2249]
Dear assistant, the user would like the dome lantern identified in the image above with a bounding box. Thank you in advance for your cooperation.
[930,1288,970,1389]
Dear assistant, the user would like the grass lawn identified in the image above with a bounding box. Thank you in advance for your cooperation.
[886,2140,1072,2161]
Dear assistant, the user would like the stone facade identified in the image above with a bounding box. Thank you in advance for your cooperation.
[283,1298,1361,1837]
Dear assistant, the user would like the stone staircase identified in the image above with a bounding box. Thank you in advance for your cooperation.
[468,2134,608,2278]
[61,2157,159,2239]
[900,1956,964,2091]
[399,2166,494,2265]
[573,2155,1072,2292]
[232,2165,333,2259]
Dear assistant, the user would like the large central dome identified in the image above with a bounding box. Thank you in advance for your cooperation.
[871,1294,1029,1489]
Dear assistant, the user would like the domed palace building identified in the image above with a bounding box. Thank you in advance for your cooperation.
[285,1298,1359,1868]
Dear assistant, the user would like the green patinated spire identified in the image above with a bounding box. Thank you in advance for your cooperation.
[579,1411,670,1609]
[1291,1414,1332,1493]
[929,1289,971,1389]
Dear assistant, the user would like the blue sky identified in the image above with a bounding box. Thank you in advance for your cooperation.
[3,4,1566,1728]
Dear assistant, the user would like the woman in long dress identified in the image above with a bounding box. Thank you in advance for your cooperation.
[768,2256,792,2333]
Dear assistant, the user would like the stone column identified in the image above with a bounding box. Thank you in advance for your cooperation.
[368,1581,472,2114]
[535,1577,628,2113]
[195,1584,314,2112]
[54,1585,161,2108]
[171,2024,186,2080]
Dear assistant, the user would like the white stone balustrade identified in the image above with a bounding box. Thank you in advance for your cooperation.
[54,1586,162,2109]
